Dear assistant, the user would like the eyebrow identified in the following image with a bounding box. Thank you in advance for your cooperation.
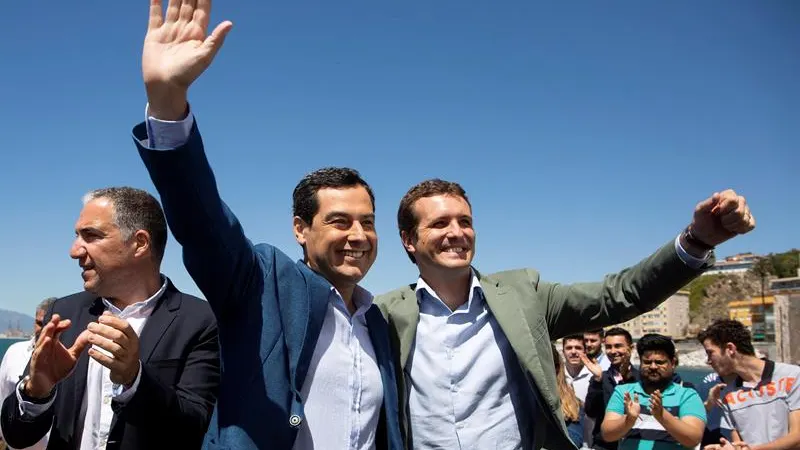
[77,226,105,235]
[323,212,375,221]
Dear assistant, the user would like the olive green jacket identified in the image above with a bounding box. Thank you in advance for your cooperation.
[375,239,713,450]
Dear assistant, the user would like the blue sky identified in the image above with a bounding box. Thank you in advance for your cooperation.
[1,1,797,316]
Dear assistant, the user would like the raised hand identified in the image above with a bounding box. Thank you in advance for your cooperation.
[143,0,234,120]
[87,312,141,386]
[689,189,755,247]
[579,352,604,381]
[650,390,664,421]
[706,382,727,410]
[25,314,90,398]
[624,391,641,420]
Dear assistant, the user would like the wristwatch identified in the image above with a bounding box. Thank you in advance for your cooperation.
[18,375,56,404]
[682,226,715,252]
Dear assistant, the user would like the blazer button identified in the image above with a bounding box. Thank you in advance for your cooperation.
[289,415,302,427]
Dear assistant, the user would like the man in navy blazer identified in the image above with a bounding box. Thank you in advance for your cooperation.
[129,1,402,449]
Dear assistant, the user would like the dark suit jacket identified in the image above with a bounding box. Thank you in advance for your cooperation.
[1,280,220,450]
[132,121,403,450]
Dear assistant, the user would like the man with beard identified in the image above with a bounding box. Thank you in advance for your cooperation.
[585,330,611,371]
[601,334,706,450]
[585,327,639,450]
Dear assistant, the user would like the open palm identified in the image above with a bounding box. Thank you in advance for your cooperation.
[28,317,90,396]
[143,0,233,95]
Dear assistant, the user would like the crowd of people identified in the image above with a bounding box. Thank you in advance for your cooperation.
[554,322,800,450]
[0,0,788,449]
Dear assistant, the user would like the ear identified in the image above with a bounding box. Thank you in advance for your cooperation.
[725,342,737,356]
[293,216,310,246]
[400,230,416,254]
[132,230,151,258]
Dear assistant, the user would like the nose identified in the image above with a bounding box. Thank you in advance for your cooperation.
[70,237,86,259]
[445,220,465,238]
[348,221,368,243]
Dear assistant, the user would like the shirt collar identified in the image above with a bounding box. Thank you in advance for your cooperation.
[102,275,168,318]
[330,284,375,318]
[415,269,483,313]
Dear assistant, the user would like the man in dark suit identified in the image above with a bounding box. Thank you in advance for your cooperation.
[127,1,402,449]
[1,187,220,450]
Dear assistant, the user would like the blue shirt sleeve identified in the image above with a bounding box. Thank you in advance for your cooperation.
[679,388,707,422]
[606,385,626,415]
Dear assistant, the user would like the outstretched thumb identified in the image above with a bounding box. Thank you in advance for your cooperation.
[70,330,92,357]
[203,21,234,59]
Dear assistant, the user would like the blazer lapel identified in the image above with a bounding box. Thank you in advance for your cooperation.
[70,297,106,439]
[480,273,559,411]
[388,286,420,370]
[138,284,181,363]
[293,262,333,392]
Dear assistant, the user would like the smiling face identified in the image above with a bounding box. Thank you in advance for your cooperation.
[402,194,474,279]
[604,334,632,368]
[294,186,377,292]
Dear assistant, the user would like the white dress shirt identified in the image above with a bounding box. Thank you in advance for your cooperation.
[17,278,168,450]
[142,107,386,450]
[1,338,49,450]
[565,364,592,403]
[408,272,533,450]
[292,286,383,450]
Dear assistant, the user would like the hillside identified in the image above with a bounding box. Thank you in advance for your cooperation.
[0,309,35,335]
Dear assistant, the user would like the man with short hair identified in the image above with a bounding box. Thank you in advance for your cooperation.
[1,187,221,450]
[585,329,611,371]
[601,333,706,449]
[129,1,402,449]
[0,297,56,450]
[376,178,754,449]
[699,319,800,450]
[564,335,592,403]
[586,327,639,450]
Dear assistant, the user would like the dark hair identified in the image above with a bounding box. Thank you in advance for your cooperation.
[292,167,375,225]
[397,179,472,263]
[562,334,585,347]
[84,187,168,262]
[584,329,605,338]
[636,333,676,361]
[604,327,633,345]
[697,319,756,356]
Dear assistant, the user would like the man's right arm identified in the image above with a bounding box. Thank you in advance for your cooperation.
[133,111,265,321]
[0,382,55,449]
[136,1,257,321]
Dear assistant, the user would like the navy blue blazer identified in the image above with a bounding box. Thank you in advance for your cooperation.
[132,121,402,450]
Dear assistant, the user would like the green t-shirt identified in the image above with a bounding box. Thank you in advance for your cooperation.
[606,381,706,450]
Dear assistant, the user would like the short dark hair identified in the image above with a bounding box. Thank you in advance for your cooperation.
[604,327,633,345]
[562,334,585,347]
[636,333,676,360]
[397,179,471,263]
[84,187,168,262]
[698,319,756,356]
[584,329,605,338]
[292,167,375,225]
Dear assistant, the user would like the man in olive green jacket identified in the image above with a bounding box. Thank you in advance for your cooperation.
[375,180,755,450]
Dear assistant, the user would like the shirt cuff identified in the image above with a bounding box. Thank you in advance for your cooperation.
[15,380,56,418]
[144,103,195,150]
[674,234,711,269]
[112,361,142,404]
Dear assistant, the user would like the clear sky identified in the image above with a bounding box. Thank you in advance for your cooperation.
[1,1,797,315]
